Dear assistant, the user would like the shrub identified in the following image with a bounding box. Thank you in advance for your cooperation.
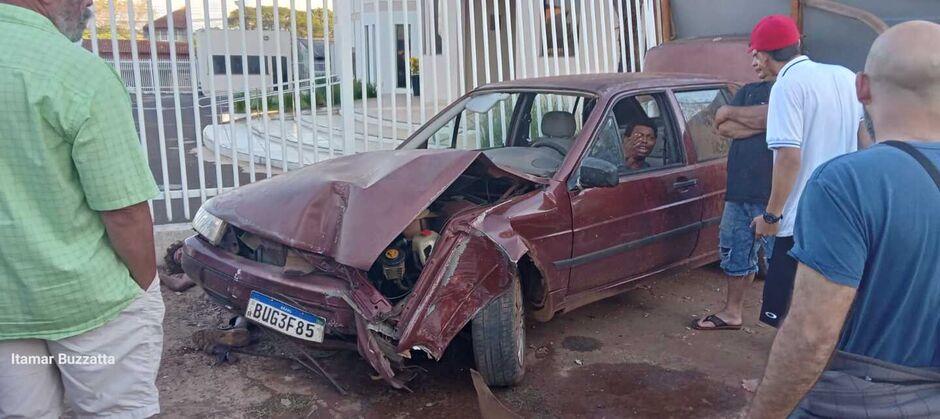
[230,79,376,113]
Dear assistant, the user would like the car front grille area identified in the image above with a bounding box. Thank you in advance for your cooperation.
[218,227,288,267]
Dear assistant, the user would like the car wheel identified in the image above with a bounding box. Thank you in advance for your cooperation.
[471,274,525,387]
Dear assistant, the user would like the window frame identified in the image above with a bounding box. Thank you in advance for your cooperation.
[399,88,595,150]
[246,55,262,75]
[576,89,687,182]
[401,93,522,150]
[212,55,227,76]
[670,85,735,164]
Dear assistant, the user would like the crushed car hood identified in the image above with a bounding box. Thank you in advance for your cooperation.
[205,149,526,271]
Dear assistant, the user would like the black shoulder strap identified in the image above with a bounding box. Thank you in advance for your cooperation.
[883,141,940,191]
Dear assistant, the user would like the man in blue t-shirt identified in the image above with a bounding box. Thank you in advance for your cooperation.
[748,21,940,418]
[693,51,775,331]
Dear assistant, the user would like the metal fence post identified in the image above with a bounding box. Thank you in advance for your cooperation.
[334,0,356,154]
[86,0,658,225]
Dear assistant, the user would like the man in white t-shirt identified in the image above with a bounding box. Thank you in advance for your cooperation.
[746,15,872,327]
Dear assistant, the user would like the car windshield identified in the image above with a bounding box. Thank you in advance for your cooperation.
[400,90,593,177]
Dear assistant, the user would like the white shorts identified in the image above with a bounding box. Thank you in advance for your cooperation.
[0,277,165,419]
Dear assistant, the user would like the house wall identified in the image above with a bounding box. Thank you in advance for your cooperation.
[194,28,295,97]
[418,0,466,110]
[350,0,654,113]
[427,0,649,107]
[146,28,190,41]
[354,0,422,95]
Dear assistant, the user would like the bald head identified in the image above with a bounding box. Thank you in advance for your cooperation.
[858,21,940,142]
[866,21,940,99]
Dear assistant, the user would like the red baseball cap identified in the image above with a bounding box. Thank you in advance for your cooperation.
[750,15,801,52]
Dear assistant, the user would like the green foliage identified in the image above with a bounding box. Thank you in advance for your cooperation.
[228,6,333,39]
[82,0,148,40]
[352,79,378,99]
[232,79,376,114]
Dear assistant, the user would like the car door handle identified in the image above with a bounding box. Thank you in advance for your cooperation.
[673,178,698,191]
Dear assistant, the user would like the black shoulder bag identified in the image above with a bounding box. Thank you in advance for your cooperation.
[883,140,940,191]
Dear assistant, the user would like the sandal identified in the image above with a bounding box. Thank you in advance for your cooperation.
[691,314,742,331]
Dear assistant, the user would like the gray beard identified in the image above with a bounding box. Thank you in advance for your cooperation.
[58,7,93,42]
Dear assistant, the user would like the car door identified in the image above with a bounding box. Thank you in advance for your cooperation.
[670,86,735,261]
[561,92,704,296]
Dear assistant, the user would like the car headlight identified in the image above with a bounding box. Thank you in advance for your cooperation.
[192,206,228,245]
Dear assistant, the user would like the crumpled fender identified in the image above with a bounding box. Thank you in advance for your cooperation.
[394,211,516,359]
[355,315,410,390]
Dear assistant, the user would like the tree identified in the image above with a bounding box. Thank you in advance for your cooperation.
[227,6,334,39]
[82,0,149,40]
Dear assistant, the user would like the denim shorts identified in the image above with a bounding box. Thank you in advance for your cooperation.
[719,201,775,277]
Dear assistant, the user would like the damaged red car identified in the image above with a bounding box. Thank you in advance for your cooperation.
[181,73,735,388]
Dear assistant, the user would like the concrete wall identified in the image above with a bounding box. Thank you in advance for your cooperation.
[671,0,789,39]
[194,28,295,96]
[154,224,194,269]
[418,0,465,109]
[802,0,940,71]
[352,0,643,107]
[670,0,940,71]
[354,0,421,95]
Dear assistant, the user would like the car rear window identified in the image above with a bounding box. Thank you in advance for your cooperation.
[674,89,731,162]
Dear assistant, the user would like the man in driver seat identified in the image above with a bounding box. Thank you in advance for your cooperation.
[623,119,658,170]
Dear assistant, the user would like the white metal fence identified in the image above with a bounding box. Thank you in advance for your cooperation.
[85,0,663,224]
[105,59,195,93]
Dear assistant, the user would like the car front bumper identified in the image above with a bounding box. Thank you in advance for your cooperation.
[180,235,358,336]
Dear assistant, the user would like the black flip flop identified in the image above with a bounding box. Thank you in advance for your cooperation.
[691,314,742,331]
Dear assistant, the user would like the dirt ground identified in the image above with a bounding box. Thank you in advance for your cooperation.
[155,264,776,419]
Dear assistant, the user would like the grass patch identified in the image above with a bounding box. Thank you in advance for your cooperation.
[234,79,377,114]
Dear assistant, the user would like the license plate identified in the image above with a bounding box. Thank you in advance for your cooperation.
[245,291,325,342]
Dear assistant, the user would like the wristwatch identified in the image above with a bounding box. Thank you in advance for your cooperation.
[762,211,782,225]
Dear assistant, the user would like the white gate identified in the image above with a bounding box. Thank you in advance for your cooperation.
[85,0,663,224]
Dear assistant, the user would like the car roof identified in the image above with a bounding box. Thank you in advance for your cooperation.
[477,72,728,96]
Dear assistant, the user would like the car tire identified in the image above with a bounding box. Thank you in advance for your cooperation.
[471,274,525,387]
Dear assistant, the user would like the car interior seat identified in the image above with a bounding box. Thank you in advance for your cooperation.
[645,117,667,167]
[532,111,577,154]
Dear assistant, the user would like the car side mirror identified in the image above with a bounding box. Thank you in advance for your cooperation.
[578,157,619,188]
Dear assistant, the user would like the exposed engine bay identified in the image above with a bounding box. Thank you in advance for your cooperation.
[367,166,534,302]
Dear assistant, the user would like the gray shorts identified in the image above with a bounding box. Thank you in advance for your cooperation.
[0,277,164,419]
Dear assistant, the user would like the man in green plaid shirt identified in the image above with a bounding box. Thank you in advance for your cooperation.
[0,1,164,417]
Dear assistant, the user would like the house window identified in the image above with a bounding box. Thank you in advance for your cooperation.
[213,55,262,75]
[212,55,227,75]
[229,56,244,75]
[542,0,578,57]
[247,56,262,75]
